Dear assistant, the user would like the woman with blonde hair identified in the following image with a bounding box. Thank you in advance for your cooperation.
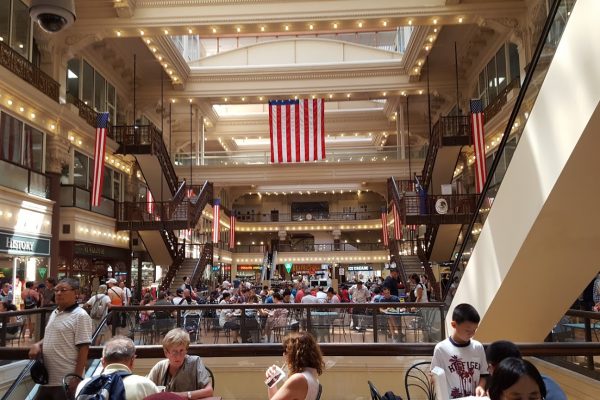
[265,331,324,400]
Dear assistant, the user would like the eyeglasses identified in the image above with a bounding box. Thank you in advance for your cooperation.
[53,288,75,293]
[167,349,187,357]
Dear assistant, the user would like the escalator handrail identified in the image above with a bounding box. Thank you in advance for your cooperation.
[0,312,109,400]
[443,0,568,301]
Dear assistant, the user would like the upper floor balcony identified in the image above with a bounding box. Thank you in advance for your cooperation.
[0,159,49,199]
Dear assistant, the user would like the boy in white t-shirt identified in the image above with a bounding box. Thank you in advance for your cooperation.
[431,303,488,399]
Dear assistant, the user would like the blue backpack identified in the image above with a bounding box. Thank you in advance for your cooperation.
[75,371,131,400]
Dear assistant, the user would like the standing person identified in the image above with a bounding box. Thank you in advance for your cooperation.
[265,332,324,400]
[28,278,93,399]
[410,274,428,303]
[76,336,158,399]
[349,281,370,331]
[42,277,56,307]
[147,328,214,398]
[84,284,111,343]
[430,303,488,399]
[383,268,401,297]
[0,282,13,303]
[107,278,125,331]
[21,281,40,338]
[486,340,566,400]
[120,280,132,306]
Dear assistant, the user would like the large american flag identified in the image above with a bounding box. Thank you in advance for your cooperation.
[381,207,389,247]
[91,112,109,207]
[393,203,402,240]
[470,99,487,193]
[229,214,236,249]
[212,199,220,243]
[269,99,325,163]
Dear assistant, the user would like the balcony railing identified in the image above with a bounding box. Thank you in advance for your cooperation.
[112,123,179,195]
[66,94,103,132]
[484,78,521,122]
[235,210,382,223]
[0,40,59,102]
[0,159,49,198]
[59,185,115,217]
[174,144,428,166]
[278,242,386,252]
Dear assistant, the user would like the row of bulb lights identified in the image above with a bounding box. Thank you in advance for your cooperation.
[250,189,372,196]
[0,209,50,226]
[1,93,57,133]
[235,224,382,232]
[77,226,130,242]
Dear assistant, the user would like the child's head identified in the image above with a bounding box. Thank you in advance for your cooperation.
[488,358,545,400]
[450,303,480,343]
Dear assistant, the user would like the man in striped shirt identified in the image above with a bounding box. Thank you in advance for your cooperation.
[28,278,92,399]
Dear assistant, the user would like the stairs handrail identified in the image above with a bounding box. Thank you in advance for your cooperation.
[191,243,213,288]
[443,0,569,301]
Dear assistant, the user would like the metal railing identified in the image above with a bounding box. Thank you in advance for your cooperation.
[444,0,576,300]
[112,123,179,195]
[235,210,382,223]
[60,184,115,217]
[483,78,521,122]
[66,94,101,131]
[0,40,59,102]
[277,242,386,252]
[0,159,49,198]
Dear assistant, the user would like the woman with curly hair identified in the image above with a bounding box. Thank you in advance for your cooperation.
[265,331,324,400]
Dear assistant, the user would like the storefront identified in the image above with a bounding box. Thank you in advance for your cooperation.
[345,265,377,282]
[131,252,158,298]
[0,230,51,307]
[59,241,131,296]
[235,265,262,282]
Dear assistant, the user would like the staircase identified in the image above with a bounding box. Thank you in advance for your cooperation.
[399,255,424,279]
[169,258,199,293]
[190,243,214,289]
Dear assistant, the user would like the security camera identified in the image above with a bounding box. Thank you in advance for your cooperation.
[30,0,76,33]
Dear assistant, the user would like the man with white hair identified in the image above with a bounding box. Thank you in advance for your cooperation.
[76,336,158,399]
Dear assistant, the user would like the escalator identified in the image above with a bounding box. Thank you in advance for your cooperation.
[112,122,214,290]
[446,0,593,341]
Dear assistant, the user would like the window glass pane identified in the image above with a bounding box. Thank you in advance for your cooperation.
[102,167,112,198]
[74,151,89,188]
[0,1,10,44]
[478,71,487,107]
[218,37,237,53]
[200,38,217,57]
[238,37,256,48]
[113,172,121,202]
[23,124,43,171]
[496,46,507,91]
[67,58,80,99]
[486,58,497,102]
[508,43,520,83]
[0,112,23,164]
[81,61,94,106]
[94,71,106,112]
[107,82,116,123]
[11,0,30,58]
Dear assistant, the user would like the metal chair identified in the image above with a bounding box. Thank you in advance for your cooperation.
[205,366,215,390]
[316,383,323,400]
[368,380,383,400]
[405,361,436,400]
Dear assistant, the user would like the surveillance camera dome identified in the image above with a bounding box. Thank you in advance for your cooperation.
[30,0,76,33]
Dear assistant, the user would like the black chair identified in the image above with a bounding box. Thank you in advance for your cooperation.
[316,383,323,400]
[368,380,383,400]
[205,366,215,390]
[405,361,436,400]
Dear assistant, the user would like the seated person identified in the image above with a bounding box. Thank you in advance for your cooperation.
[147,328,213,399]
[77,336,158,399]
[486,340,566,400]
[488,357,546,400]
[262,292,289,342]
[218,292,240,343]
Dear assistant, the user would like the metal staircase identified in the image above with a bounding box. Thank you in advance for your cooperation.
[190,243,214,289]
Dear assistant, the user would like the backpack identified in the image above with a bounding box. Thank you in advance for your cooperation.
[24,293,37,309]
[75,371,131,400]
[90,294,108,320]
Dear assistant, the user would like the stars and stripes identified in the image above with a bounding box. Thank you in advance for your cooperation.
[229,214,236,249]
[91,112,109,207]
[269,99,325,163]
[393,203,402,240]
[146,190,154,214]
[212,199,220,243]
[381,208,389,247]
[470,99,487,193]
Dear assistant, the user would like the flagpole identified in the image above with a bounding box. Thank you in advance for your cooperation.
[427,55,432,194]
[160,68,164,200]
[407,96,412,180]
[169,102,172,156]
[133,54,136,126]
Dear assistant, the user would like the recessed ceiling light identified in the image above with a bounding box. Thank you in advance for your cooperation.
[140,30,144,35]
[212,28,217,33]
[358,22,363,28]
[458,17,464,23]
[236,27,241,33]
[164,29,169,35]
[328,94,333,99]
[333,23,338,29]
[408,19,413,25]
[116,31,121,37]
[382,92,387,96]
[285,25,289,31]
[260,26,265,32]
[383,21,388,27]
[188,28,193,34]
[433,18,438,25]
[346,93,351,98]
[309,24,313,30]
[224,98,228,102]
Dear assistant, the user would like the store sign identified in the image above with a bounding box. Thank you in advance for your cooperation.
[74,242,130,259]
[347,265,372,271]
[338,267,345,275]
[38,267,48,279]
[238,265,261,271]
[0,231,50,256]
[285,262,293,273]
[211,266,220,272]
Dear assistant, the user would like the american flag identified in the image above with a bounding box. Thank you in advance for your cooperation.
[212,198,220,243]
[229,214,236,249]
[470,99,487,193]
[381,208,389,247]
[91,112,109,207]
[393,203,402,240]
[269,99,325,163]
[146,190,154,214]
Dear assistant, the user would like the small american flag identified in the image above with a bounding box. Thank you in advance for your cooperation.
[91,112,109,207]
[381,208,389,247]
[470,99,487,193]
[212,199,220,243]
[229,214,236,249]
[269,99,325,163]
